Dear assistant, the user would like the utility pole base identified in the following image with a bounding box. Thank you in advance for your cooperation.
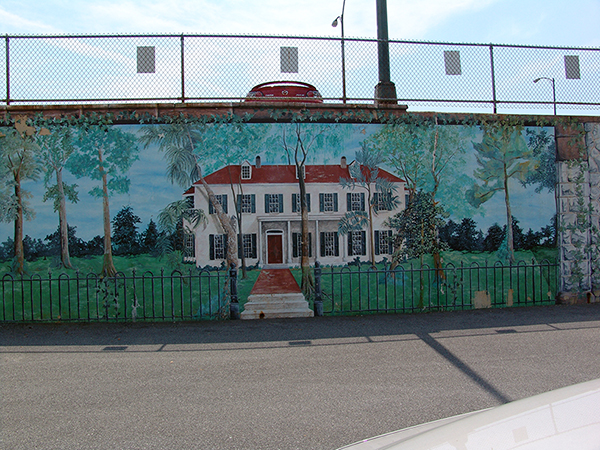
[374,81,398,106]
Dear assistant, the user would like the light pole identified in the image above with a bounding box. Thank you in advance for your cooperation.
[331,0,347,103]
[374,0,397,105]
[533,77,556,115]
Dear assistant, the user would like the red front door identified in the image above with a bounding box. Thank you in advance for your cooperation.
[267,234,283,264]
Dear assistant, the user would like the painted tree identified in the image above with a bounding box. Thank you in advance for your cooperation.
[466,126,536,263]
[370,121,474,274]
[276,123,346,295]
[112,206,142,255]
[338,142,398,268]
[69,125,139,277]
[38,126,78,269]
[521,128,556,194]
[0,119,44,274]
[385,190,449,308]
[197,121,269,278]
[140,219,160,254]
[140,121,238,270]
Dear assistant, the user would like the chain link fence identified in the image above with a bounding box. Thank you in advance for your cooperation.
[2,34,599,115]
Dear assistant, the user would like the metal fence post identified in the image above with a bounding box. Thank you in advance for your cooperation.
[314,261,323,316]
[489,44,497,114]
[5,35,10,105]
[229,263,240,319]
[180,35,185,103]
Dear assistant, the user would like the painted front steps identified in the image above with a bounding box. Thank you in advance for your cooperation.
[241,269,314,319]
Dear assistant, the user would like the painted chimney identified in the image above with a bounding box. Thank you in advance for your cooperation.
[255,155,261,168]
[341,156,347,169]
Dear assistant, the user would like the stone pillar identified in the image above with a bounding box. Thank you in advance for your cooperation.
[556,122,600,304]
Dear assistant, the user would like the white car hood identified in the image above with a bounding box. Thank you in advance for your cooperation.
[339,378,600,450]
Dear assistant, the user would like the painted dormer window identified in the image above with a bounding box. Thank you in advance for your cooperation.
[241,162,252,180]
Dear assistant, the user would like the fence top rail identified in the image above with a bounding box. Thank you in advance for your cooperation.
[3,32,599,52]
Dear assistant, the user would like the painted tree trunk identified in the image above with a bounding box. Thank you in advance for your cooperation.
[298,170,314,295]
[368,197,376,269]
[55,168,73,269]
[13,173,25,275]
[99,149,117,278]
[198,175,237,268]
[504,167,515,264]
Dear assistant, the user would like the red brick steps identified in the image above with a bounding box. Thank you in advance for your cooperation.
[241,269,314,320]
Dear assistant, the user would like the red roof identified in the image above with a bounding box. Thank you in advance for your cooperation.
[192,164,404,187]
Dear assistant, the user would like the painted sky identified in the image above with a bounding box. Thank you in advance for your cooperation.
[0,123,556,243]
[1,0,598,48]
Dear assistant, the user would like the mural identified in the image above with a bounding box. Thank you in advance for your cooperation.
[0,119,556,278]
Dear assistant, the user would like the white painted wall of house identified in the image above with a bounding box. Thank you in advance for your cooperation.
[185,171,405,268]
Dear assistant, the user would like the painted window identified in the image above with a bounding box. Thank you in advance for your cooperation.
[292,193,311,213]
[265,194,284,213]
[241,164,251,180]
[237,194,256,214]
[209,234,227,260]
[347,192,365,212]
[209,194,227,214]
[348,230,366,256]
[373,191,393,211]
[374,230,394,255]
[320,231,339,257]
[184,233,195,258]
[319,193,338,212]
[185,195,194,209]
[237,233,257,259]
[292,232,313,258]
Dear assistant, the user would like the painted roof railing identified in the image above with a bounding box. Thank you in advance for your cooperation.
[2,33,599,115]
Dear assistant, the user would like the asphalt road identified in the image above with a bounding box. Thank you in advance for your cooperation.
[2,304,600,450]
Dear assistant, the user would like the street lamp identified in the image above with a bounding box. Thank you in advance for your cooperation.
[533,77,556,115]
[331,0,347,103]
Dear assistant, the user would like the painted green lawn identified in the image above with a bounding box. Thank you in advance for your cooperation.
[1,256,234,321]
[313,249,559,315]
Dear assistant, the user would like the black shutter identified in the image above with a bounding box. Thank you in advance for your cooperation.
[238,234,242,258]
[265,194,270,213]
[278,194,284,213]
[209,199,214,214]
[308,233,312,257]
[360,193,365,211]
[222,195,227,214]
[251,194,256,213]
[333,193,338,212]
[320,232,325,257]
[361,231,366,255]
[209,234,215,260]
[292,194,298,213]
[319,193,324,212]
[251,234,257,258]
[223,234,228,257]
[292,233,299,258]
[347,193,351,211]
[374,231,380,256]
[237,195,241,213]
[306,193,311,212]
[348,232,353,256]
[388,231,394,254]
[334,232,339,256]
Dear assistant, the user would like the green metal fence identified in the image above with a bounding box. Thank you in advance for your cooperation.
[1,259,558,323]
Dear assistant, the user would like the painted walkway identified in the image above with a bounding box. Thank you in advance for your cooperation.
[249,268,302,295]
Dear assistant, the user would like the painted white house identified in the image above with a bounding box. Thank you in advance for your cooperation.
[183,156,405,267]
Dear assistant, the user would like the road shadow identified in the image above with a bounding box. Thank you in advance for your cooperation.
[2,303,599,349]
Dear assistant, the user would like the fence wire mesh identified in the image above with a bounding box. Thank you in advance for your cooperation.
[2,34,600,115]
